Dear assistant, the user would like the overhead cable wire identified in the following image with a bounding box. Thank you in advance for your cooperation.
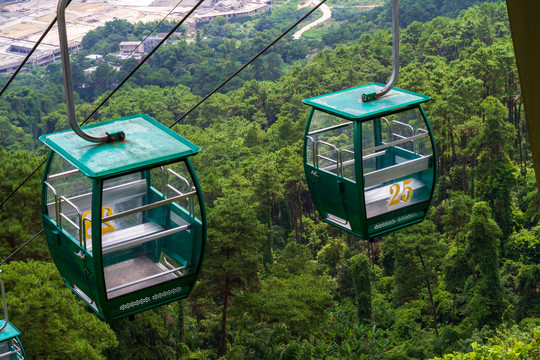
[0,0,73,98]
[0,6,71,194]
[1,0,194,207]
[0,0,329,262]
[0,229,44,267]
[78,0,187,110]
[0,0,206,262]
[81,0,206,125]
[170,0,330,128]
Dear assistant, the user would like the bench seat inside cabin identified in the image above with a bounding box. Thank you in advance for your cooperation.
[364,178,426,218]
[363,154,431,218]
[87,222,191,255]
[49,178,192,255]
[104,256,179,298]
[323,153,431,221]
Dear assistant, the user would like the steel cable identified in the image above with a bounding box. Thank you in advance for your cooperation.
[0,0,329,262]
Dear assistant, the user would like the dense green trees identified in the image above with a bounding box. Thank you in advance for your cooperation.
[1,261,117,360]
[348,253,372,321]
[0,149,48,261]
[203,180,265,356]
[432,325,540,359]
[0,0,538,359]
[465,202,505,330]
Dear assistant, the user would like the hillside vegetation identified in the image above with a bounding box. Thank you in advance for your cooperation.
[0,1,538,359]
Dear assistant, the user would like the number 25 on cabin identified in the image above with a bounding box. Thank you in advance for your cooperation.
[389,178,413,206]
[82,207,116,238]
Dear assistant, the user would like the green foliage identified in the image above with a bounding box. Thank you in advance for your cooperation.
[0,1,538,358]
[241,323,312,359]
[466,202,505,330]
[272,242,316,277]
[96,84,200,127]
[1,261,117,360]
[199,175,266,355]
[348,253,372,322]
[312,303,391,359]
[0,148,49,261]
[0,117,33,151]
[515,265,540,321]
[506,226,540,264]
[431,325,540,359]
[105,306,178,360]
[81,19,134,53]
[80,14,299,97]
[0,84,63,140]
[317,239,346,277]
[470,97,517,236]
[241,273,335,337]
[320,0,499,47]
[384,221,444,305]
[441,192,475,240]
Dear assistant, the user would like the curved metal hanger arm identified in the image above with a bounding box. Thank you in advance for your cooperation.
[363,0,399,102]
[0,279,8,332]
[57,0,111,143]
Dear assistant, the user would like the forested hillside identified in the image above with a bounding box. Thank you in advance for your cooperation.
[0,0,539,359]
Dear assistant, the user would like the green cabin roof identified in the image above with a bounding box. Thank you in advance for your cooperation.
[0,320,21,342]
[39,114,200,179]
[302,83,430,120]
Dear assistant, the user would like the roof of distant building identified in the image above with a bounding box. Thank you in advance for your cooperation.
[85,54,103,60]
[119,41,141,46]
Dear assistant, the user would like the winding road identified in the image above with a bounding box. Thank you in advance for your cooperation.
[293,0,332,40]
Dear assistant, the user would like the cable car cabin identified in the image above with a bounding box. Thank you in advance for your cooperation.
[39,115,206,321]
[303,83,437,239]
[0,320,26,360]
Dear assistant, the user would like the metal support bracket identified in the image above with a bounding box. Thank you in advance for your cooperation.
[363,0,399,102]
[57,0,120,143]
[0,278,9,332]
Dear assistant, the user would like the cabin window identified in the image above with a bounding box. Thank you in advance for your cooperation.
[361,108,434,218]
[306,110,355,181]
[100,161,203,299]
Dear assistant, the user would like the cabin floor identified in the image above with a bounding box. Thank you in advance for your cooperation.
[104,256,177,299]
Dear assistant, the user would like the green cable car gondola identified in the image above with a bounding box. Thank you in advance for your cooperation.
[0,280,26,360]
[0,321,25,360]
[302,0,437,240]
[303,84,436,239]
[40,115,206,321]
[39,0,206,321]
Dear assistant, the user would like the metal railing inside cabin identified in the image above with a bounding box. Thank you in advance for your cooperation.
[310,139,356,179]
[307,120,431,180]
[391,120,414,152]
[106,263,187,294]
[45,167,197,250]
[0,337,24,360]
[414,128,429,154]
[307,121,355,178]
[100,191,196,223]
[162,254,187,278]
[164,168,195,218]
[315,140,339,171]
[57,195,86,248]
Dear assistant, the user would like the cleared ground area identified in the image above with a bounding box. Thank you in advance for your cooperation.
[0,0,204,71]
[0,0,199,43]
